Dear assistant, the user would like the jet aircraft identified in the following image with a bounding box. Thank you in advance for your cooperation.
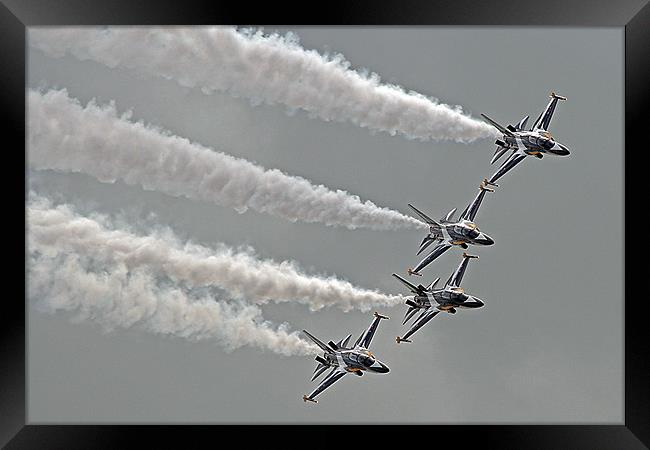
[394,252,484,343]
[482,92,570,185]
[301,312,390,403]
[407,180,495,277]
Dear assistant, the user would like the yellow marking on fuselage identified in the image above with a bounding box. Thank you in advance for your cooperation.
[451,240,466,245]
[346,367,362,372]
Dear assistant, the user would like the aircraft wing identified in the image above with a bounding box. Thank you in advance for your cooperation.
[460,185,489,222]
[487,149,527,185]
[356,312,388,349]
[531,93,565,131]
[399,309,440,342]
[444,253,477,288]
[410,242,452,276]
[304,368,347,402]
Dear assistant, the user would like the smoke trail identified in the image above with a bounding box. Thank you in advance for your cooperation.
[28,195,405,312]
[29,27,496,143]
[28,251,318,356]
[29,88,425,231]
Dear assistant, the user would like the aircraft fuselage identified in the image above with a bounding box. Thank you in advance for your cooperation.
[322,348,390,374]
[422,219,494,250]
[502,130,570,157]
[412,289,484,313]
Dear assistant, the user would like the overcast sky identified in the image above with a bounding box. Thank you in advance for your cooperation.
[27,26,623,423]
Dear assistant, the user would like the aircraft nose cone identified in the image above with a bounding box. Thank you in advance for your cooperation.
[462,296,484,308]
[479,234,494,245]
[370,361,390,373]
[552,143,570,156]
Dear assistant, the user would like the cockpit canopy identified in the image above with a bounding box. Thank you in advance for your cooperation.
[539,138,555,150]
[454,224,480,239]
[348,351,375,367]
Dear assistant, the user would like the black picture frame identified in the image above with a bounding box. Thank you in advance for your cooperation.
[3,1,647,447]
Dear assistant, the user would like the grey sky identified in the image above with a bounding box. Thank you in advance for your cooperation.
[27,27,623,423]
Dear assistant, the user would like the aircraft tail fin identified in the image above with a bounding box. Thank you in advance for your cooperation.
[302,330,334,354]
[392,273,422,294]
[407,203,441,228]
[481,113,515,137]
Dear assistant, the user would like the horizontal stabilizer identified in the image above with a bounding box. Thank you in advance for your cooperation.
[417,236,437,256]
[303,395,317,403]
[550,92,567,100]
[516,115,529,130]
[337,334,352,349]
[443,208,457,222]
[462,252,479,259]
[396,336,412,344]
[403,306,420,325]
[311,364,329,381]
[426,277,440,291]
[491,146,509,165]
[374,312,389,320]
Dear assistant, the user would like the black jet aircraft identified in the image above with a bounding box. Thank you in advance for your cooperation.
[482,92,570,185]
[394,252,483,344]
[407,180,495,277]
[301,312,390,403]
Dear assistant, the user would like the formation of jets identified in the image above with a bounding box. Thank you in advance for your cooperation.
[301,92,570,402]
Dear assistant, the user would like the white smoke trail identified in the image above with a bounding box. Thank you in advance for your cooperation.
[28,195,405,312]
[28,88,425,231]
[28,251,319,356]
[29,27,496,143]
